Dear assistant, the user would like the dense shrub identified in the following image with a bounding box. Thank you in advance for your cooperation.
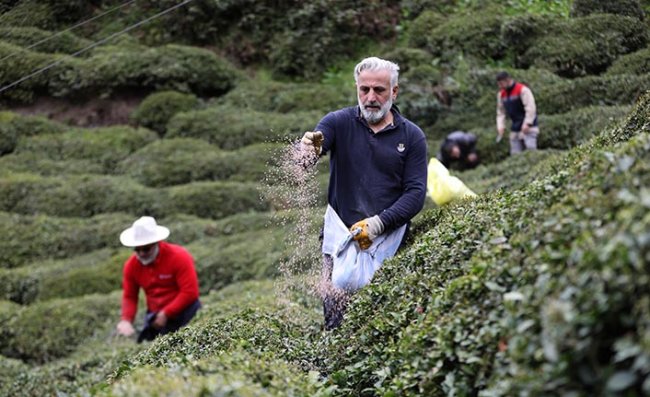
[570,0,645,20]
[538,105,630,149]
[267,0,400,78]
[15,126,157,171]
[458,149,563,194]
[188,229,287,292]
[607,47,650,75]
[412,9,506,61]
[119,139,284,187]
[166,105,319,150]
[0,152,106,176]
[0,42,240,103]
[54,44,241,98]
[130,91,199,135]
[520,14,648,77]
[0,173,161,217]
[164,181,270,220]
[220,79,354,114]
[0,26,91,54]
[0,0,57,30]
[406,10,447,49]
[399,64,447,127]
[1,291,120,363]
[536,73,650,114]
[0,249,125,304]
[0,212,132,269]
[0,111,69,155]
[0,210,276,269]
[0,338,142,397]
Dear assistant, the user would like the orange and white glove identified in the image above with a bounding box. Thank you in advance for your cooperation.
[350,215,384,250]
[301,131,324,155]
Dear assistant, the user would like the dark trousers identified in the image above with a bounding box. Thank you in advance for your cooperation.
[137,299,202,343]
[322,254,350,331]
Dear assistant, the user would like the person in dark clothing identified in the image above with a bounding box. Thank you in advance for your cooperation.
[437,131,479,170]
[496,71,539,154]
[300,57,428,330]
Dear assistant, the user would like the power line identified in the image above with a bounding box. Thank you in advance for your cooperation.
[0,0,194,95]
[0,0,137,63]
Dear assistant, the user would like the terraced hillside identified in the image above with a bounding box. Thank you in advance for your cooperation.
[0,0,649,396]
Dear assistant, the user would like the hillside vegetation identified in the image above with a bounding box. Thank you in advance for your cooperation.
[0,0,649,396]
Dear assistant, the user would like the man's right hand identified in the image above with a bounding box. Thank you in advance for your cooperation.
[116,320,135,337]
[301,131,324,155]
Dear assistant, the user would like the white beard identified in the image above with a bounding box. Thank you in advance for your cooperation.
[359,96,393,125]
[137,245,159,266]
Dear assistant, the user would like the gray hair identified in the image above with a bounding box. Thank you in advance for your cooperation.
[354,57,400,88]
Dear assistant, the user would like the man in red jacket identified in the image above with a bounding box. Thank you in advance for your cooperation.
[115,216,201,342]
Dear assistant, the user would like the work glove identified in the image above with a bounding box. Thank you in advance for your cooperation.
[350,215,384,250]
[301,131,324,155]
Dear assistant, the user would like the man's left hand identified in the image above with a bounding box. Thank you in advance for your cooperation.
[152,311,168,329]
[350,215,384,250]
[521,124,530,134]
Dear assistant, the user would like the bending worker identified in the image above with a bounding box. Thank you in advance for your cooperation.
[437,130,479,170]
[301,56,428,330]
[115,216,201,342]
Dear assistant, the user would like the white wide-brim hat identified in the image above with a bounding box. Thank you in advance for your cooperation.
[119,216,170,247]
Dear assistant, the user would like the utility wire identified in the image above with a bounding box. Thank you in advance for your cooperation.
[0,0,137,63]
[0,0,194,95]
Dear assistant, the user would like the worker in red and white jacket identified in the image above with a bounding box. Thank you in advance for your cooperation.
[496,71,539,155]
[116,216,200,342]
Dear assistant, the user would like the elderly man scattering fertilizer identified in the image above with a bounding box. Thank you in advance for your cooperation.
[300,56,428,330]
[115,216,201,342]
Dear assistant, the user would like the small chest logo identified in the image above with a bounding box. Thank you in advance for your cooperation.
[397,143,405,152]
[159,274,172,279]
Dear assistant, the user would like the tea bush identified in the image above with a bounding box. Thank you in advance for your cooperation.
[539,105,630,149]
[607,47,650,76]
[0,338,142,397]
[166,105,320,150]
[187,229,287,292]
[458,149,563,193]
[130,91,199,136]
[0,26,91,54]
[0,152,106,176]
[163,181,270,220]
[118,139,284,187]
[0,1,57,30]
[0,173,160,217]
[53,44,241,98]
[219,79,354,114]
[15,126,158,172]
[536,73,650,114]
[412,9,506,61]
[0,249,125,304]
[520,14,648,77]
[0,212,133,268]
[570,0,645,20]
[1,291,120,363]
[0,111,68,136]
[0,211,277,270]
[0,42,240,103]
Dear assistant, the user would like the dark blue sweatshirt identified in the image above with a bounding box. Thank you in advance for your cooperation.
[317,106,428,230]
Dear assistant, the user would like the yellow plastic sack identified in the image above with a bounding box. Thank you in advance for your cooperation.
[427,158,477,206]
